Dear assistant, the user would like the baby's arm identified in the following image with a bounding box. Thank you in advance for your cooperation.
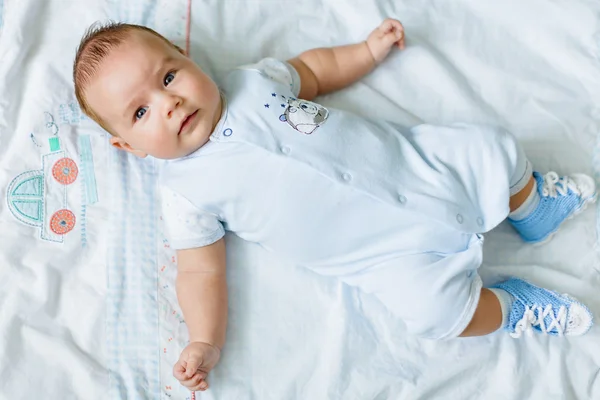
[172,238,227,392]
[288,18,405,100]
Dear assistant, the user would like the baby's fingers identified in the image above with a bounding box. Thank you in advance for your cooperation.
[183,374,209,392]
[396,36,406,50]
[189,379,209,392]
[380,18,403,34]
[180,372,208,386]
[173,361,188,380]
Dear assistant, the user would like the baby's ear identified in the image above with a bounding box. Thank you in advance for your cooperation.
[109,136,148,158]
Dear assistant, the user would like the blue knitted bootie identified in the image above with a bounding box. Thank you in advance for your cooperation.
[509,171,597,243]
[491,278,593,338]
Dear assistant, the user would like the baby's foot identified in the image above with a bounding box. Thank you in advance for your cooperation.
[508,171,597,243]
[491,278,593,338]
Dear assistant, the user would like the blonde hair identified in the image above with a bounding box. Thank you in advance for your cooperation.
[73,21,183,134]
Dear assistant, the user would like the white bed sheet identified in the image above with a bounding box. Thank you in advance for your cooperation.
[1,0,600,399]
[157,1,600,399]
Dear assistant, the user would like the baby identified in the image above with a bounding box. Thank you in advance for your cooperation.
[73,19,597,392]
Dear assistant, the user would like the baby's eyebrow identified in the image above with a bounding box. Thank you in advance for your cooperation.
[161,56,176,66]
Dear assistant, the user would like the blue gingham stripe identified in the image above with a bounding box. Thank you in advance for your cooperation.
[0,0,5,33]
[105,1,187,398]
[107,150,160,399]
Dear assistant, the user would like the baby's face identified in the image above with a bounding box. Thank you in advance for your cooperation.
[85,30,222,159]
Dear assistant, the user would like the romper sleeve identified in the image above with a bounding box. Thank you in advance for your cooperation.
[159,185,225,250]
[238,57,301,97]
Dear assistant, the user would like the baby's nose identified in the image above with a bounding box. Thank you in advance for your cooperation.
[165,96,182,117]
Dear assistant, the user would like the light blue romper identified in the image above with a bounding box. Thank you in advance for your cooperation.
[160,59,531,339]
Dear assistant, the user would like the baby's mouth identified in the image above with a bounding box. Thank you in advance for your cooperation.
[179,110,199,135]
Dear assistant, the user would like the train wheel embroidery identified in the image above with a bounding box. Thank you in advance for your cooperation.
[52,158,78,185]
[50,209,76,235]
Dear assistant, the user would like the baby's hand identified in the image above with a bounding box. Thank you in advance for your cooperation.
[366,18,405,64]
[173,341,221,392]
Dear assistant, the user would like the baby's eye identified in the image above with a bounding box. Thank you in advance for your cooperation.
[164,72,176,86]
[135,107,148,120]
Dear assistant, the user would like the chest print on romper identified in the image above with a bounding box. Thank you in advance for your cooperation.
[279,98,329,135]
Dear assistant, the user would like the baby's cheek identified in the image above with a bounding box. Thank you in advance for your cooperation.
[149,133,178,158]
[187,71,206,90]
[199,77,219,101]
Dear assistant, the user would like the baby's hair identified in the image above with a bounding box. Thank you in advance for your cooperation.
[73,21,184,134]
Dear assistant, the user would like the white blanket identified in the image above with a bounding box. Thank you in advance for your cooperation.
[161,1,600,399]
[1,1,600,399]
[0,0,187,398]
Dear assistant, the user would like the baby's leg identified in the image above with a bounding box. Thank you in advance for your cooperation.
[342,240,593,339]
[461,280,593,338]
[459,289,502,336]
[504,143,597,243]
[509,175,535,212]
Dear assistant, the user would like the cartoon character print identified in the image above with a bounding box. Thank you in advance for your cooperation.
[279,98,329,135]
